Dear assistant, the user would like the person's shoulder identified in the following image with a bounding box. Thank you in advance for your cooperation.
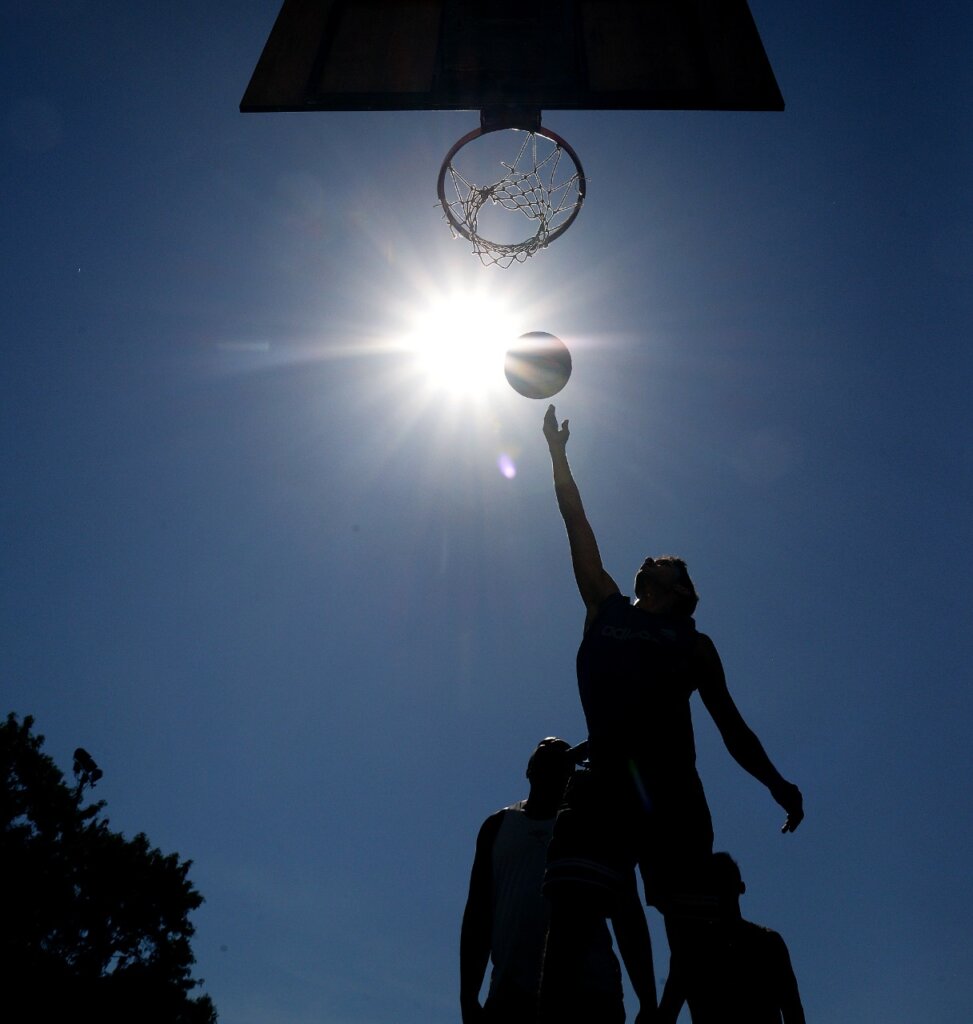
[484,800,527,824]
[583,591,631,634]
[476,807,510,845]
[691,630,719,661]
[741,918,778,935]
[694,628,730,660]
[740,919,788,951]
[594,591,632,618]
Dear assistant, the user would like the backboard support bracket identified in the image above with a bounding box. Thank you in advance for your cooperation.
[480,108,542,133]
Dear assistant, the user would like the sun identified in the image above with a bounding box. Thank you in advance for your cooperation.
[401,291,520,399]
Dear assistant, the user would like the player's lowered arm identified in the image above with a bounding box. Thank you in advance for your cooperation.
[696,636,804,833]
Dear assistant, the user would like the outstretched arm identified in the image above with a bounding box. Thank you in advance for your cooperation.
[460,813,502,1023]
[543,405,618,619]
[695,635,804,833]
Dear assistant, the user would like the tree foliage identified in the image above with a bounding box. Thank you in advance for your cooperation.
[0,713,217,1022]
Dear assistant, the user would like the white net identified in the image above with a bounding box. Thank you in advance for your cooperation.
[441,131,585,268]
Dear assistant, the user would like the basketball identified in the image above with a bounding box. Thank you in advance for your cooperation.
[504,332,572,399]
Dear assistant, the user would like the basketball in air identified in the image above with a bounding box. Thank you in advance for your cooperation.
[504,332,572,399]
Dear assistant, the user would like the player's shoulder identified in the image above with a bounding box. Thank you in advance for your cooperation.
[742,918,778,935]
[583,590,629,633]
[741,919,788,950]
[598,588,627,607]
[483,800,525,824]
[476,807,509,845]
[691,630,719,660]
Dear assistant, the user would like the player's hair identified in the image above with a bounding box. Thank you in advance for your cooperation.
[655,555,699,615]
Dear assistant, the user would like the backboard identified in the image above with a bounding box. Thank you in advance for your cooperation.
[241,0,784,115]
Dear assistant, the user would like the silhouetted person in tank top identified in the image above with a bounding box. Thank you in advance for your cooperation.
[659,852,806,1024]
[461,738,656,1023]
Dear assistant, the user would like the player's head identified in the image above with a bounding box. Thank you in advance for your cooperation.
[710,852,746,898]
[634,555,699,615]
[526,737,572,785]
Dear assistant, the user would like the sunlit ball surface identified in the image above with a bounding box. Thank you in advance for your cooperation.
[503,331,572,399]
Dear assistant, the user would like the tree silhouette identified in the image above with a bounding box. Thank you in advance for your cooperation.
[0,713,217,1023]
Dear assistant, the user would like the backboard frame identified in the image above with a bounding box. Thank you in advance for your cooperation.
[241,0,784,115]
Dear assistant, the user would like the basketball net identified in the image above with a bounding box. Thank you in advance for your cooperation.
[440,130,585,268]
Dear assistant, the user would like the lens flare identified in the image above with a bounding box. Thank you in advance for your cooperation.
[497,453,517,479]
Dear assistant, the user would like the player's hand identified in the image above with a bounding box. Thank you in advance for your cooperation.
[543,404,569,449]
[772,779,804,833]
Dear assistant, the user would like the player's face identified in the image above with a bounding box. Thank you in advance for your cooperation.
[634,557,684,603]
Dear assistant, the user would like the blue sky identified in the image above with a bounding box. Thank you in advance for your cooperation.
[3,2,972,1022]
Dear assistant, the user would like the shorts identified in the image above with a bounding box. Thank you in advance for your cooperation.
[543,762,714,910]
[482,982,538,1024]
[485,980,625,1024]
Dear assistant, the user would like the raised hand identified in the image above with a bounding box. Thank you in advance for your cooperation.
[773,779,804,833]
[543,404,569,450]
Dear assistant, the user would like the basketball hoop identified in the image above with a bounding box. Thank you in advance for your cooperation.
[437,114,586,268]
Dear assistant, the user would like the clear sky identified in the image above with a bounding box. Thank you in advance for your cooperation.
[3,2,972,1022]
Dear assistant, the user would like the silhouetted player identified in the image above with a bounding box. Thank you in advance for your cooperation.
[659,853,806,1024]
[461,738,656,1024]
[538,406,803,1020]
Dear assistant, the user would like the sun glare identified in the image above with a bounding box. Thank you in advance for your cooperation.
[403,292,519,399]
